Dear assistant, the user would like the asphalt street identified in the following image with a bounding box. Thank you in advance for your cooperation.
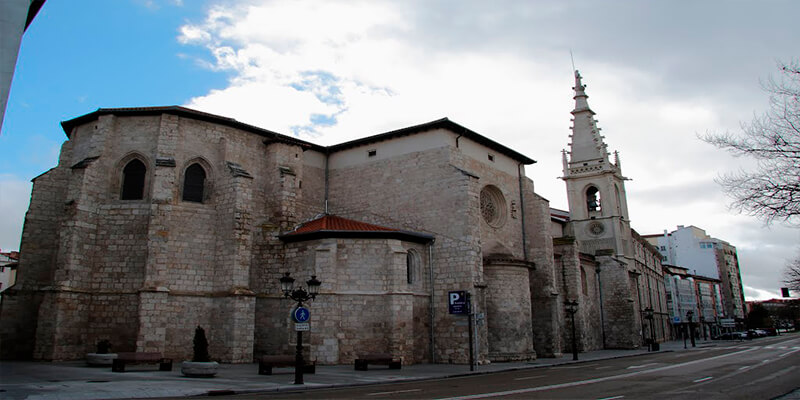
[2,334,798,400]
[215,335,800,400]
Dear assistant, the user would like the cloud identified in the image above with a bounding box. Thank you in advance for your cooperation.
[169,0,799,301]
[0,175,31,251]
[743,284,780,302]
[135,0,184,10]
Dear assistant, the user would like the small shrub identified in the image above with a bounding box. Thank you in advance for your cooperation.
[192,326,210,362]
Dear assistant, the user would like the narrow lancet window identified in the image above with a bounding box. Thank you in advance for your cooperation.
[182,163,206,203]
[121,159,146,200]
[407,250,419,284]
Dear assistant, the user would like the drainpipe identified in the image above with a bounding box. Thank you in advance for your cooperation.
[428,240,436,363]
[324,152,330,214]
[517,163,528,261]
[596,267,606,346]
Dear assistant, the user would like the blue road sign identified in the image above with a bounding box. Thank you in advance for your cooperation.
[293,306,310,323]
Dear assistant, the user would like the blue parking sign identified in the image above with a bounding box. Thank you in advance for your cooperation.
[449,291,468,315]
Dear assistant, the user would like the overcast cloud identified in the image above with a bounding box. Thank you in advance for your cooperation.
[3,0,798,301]
[175,0,800,300]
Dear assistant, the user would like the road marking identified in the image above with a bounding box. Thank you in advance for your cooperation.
[778,348,800,358]
[595,366,613,370]
[744,366,797,387]
[436,347,756,400]
[597,396,624,400]
[555,363,599,369]
[738,365,750,370]
[626,363,657,369]
[693,376,713,383]
[368,389,422,396]
[514,374,546,381]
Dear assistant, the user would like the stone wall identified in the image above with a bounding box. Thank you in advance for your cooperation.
[596,255,640,349]
[326,134,545,364]
[255,238,429,364]
[484,259,534,361]
[1,112,310,362]
[0,158,68,358]
[524,188,561,358]
[327,143,481,363]
[553,240,604,352]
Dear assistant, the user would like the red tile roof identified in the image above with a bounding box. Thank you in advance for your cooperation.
[280,215,434,244]
[287,215,398,235]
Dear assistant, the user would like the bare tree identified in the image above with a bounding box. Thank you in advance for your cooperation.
[701,59,800,226]
[785,254,800,292]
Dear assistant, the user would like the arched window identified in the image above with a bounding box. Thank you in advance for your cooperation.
[182,163,206,203]
[586,186,601,212]
[121,159,146,200]
[407,250,419,284]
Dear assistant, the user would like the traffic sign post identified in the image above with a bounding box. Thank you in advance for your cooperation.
[448,290,476,370]
[466,292,476,371]
[278,273,322,385]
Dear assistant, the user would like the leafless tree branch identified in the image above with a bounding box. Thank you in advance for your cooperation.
[700,59,800,226]
[784,254,800,292]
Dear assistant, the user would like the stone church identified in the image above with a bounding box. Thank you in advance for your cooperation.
[0,72,666,364]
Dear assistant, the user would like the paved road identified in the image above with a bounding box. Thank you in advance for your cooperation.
[219,335,800,400]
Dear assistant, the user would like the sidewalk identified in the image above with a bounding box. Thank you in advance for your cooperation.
[0,339,716,400]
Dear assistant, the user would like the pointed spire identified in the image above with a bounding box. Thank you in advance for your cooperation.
[567,70,607,166]
[572,70,593,114]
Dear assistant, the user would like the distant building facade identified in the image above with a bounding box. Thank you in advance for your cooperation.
[0,250,19,294]
[644,225,746,320]
[663,264,725,339]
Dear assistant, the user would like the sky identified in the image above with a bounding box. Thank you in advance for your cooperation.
[1,0,798,301]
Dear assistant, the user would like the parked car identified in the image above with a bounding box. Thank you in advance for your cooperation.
[747,329,767,338]
[715,331,749,340]
[761,327,778,336]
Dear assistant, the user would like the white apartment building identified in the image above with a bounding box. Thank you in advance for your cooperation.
[644,225,746,319]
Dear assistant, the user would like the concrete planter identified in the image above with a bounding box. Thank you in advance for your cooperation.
[86,353,117,366]
[181,361,219,377]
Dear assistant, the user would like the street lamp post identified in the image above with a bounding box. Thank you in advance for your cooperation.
[565,300,579,361]
[279,272,322,385]
[687,310,696,348]
[644,307,655,352]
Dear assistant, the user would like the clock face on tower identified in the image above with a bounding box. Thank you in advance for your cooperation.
[587,221,605,236]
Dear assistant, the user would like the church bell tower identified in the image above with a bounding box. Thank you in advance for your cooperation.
[561,71,632,259]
